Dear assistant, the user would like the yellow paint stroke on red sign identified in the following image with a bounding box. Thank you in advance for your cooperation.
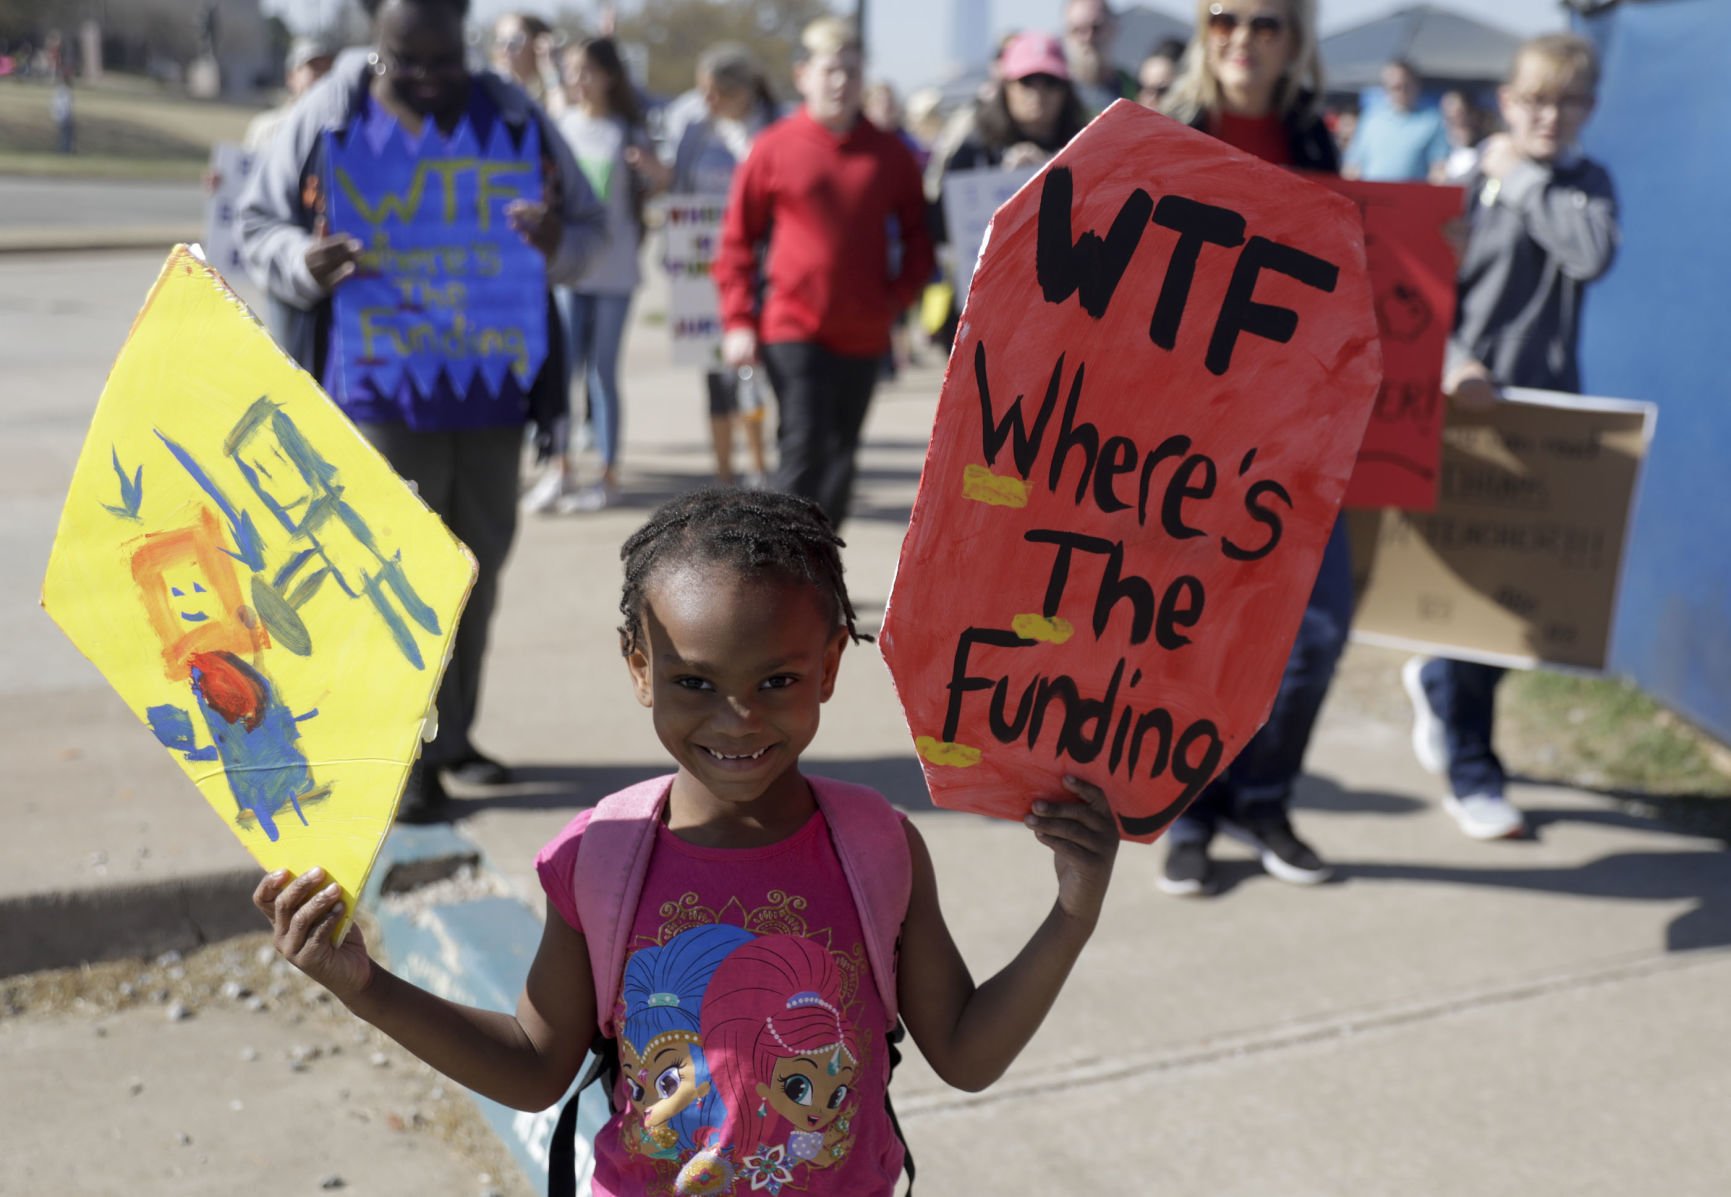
[916,737,983,768]
[961,463,1030,508]
[1011,614,1075,644]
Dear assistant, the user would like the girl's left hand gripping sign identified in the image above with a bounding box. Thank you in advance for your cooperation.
[41,246,478,943]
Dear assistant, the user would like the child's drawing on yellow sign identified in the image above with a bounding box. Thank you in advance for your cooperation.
[41,246,477,937]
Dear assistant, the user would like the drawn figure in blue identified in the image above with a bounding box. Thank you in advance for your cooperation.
[155,396,441,669]
[132,508,326,842]
[618,923,755,1161]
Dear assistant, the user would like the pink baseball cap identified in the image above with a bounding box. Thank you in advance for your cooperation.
[999,32,1070,82]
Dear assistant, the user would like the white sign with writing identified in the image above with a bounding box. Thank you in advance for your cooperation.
[942,165,1039,303]
[658,193,726,366]
[202,143,256,285]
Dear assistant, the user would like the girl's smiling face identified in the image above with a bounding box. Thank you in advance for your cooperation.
[628,563,846,817]
[758,1053,856,1131]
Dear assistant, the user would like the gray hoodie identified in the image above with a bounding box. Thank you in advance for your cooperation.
[238,48,606,361]
[1448,151,1618,392]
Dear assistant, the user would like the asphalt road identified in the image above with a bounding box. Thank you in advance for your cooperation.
[0,176,204,230]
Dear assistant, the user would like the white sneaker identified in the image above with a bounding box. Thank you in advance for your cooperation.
[1444,793,1527,841]
[521,469,569,514]
[554,482,618,514]
[1402,656,1448,776]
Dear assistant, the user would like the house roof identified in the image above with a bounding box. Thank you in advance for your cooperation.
[1321,3,1527,89]
[1116,4,1193,64]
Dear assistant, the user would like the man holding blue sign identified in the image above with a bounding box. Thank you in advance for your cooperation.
[240,0,606,820]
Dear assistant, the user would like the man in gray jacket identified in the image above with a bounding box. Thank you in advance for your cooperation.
[238,0,606,820]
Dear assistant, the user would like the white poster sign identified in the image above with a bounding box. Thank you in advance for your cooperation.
[658,193,726,366]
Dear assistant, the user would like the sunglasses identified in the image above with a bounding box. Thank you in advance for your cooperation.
[1207,6,1286,41]
[1014,73,1068,91]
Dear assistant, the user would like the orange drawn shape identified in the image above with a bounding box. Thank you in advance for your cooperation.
[961,463,1029,508]
[129,507,267,680]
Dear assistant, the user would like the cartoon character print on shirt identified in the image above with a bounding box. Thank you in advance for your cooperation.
[650,889,870,1017]
[617,922,755,1164]
[613,891,877,1196]
[700,936,863,1193]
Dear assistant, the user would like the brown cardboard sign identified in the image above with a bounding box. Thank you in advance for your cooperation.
[1350,388,1655,671]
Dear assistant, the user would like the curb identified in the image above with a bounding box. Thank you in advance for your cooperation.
[363,822,605,1194]
[0,867,261,977]
[0,823,597,1188]
[0,226,202,254]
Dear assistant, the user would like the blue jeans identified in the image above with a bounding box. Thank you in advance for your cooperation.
[1172,516,1355,842]
[553,288,633,470]
[1419,658,1507,798]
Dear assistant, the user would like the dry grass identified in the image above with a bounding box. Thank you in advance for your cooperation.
[0,74,261,178]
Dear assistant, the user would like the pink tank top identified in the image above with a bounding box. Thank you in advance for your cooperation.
[537,810,905,1196]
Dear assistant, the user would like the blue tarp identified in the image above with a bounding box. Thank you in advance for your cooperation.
[1576,0,1731,744]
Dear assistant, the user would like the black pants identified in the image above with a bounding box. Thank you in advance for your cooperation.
[356,423,521,768]
[1173,517,1354,839]
[761,341,880,527]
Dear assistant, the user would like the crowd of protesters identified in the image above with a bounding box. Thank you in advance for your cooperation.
[208,0,1617,872]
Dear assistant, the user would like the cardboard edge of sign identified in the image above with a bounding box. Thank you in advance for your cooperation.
[39,243,482,944]
[1352,387,1657,680]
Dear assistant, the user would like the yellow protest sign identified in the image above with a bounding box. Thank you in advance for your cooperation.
[41,246,477,939]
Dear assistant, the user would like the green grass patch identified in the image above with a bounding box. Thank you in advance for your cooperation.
[1500,670,1731,838]
[0,149,206,180]
[0,76,260,178]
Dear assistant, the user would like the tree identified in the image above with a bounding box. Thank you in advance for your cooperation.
[610,0,835,98]
[0,0,74,44]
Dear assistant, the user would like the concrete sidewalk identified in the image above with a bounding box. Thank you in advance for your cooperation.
[4,250,1729,1194]
[0,177,203,253]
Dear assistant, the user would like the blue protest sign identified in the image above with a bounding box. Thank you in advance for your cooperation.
[324,117,548,414]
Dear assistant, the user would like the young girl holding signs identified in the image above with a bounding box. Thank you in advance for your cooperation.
[256,488,1119,1193]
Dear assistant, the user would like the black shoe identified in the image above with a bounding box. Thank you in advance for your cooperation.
[1156,838,1214,897]
[443,751,511,787]
[1224,815,1332,886]
[397,764,452,824]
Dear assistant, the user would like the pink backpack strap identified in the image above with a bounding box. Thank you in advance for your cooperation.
[809,776,911,1026]
[572,774,675,1039]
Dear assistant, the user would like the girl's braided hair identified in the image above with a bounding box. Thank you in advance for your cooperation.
[618,488,870,658]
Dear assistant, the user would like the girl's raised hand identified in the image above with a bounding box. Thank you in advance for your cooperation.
[1024,777,1119,928]
[253,866,375,1005]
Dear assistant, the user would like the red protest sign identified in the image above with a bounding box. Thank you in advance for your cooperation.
[1315,178,1464,510]
[879,103,1382,842]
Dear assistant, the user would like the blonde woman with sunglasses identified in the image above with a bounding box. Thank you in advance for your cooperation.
[1154,0,1349,897]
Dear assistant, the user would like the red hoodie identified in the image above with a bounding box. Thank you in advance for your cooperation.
[714,108,935,358]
